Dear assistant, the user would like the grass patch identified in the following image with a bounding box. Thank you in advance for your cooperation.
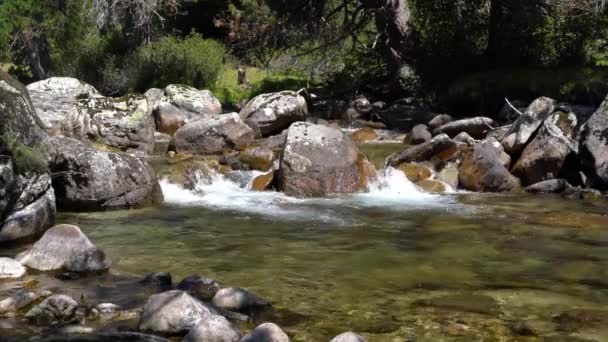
[212,65,310,107]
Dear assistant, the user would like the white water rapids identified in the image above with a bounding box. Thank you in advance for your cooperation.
[160,167,458,223]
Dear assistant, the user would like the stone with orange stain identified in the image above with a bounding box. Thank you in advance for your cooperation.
[251,171,274,191]
[398,163,433,182]
[351,127,378,142]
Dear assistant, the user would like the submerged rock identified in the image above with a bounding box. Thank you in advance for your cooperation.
[139,290,220,335]
[183,315,242,342]
[386,134,458,167]
[141,272,173,291]
[0,257,26,279]
[432,117,496,139]
[174,113,255,155]
[404,124,432,145]
[501,97,556,155]
[239,322,289,342]
[459,140,520,192]
[415,293,501,315]
[177,275,221,301]
[30,332,170,342]
[330,332,367,342]
[240,91,308,137]
[0,71,56,242]
[16,224,110,272]
[212,288,270,313]
[511,110,577,185]
[25,294,78,325]
[278,122,376,197]
[416,179,448,193]
[48,136,162,210]
[0,290,51,317]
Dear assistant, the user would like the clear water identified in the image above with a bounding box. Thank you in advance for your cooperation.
[2,152,608,341]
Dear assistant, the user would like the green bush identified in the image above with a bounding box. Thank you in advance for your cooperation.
[130,34,225,92]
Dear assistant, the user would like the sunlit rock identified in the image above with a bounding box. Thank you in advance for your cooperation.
[240,91,308,137]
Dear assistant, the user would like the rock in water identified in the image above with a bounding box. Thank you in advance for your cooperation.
[212,288,270,313]
[26,77,101,136]
[16,224,110,272]
[330,332,367,342]
[580,95,608,189]
[427,114,453,130]
[139,290,220,335]
[177,275,221,301]
[239,323,289,342]
[0,257,26,279]
[511,110,577,185]
[25,294,78,325]
[174,113,255,155]
[459,140,520,192]
[0,290,52,317]
[386,134,458,167]
[432,117,496,139]
[0,70,56,242]
[278,122,376,197]
[239,91,308,137]
[183,315,242,342]
[165,84,222,116]
[525,179,571,193]
[48,136,162,210]
[404,124,432,145]
[501,97,556,155]
[240,147,276,171]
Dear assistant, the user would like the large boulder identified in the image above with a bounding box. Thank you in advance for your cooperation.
[174,113,255,155]
[0,71,55,242]
[386,134,458,167]
[26,77,101,135]
[579,95,608,189]
[239,323,289,342]
[16,224,110,272]
[432,117,496,139]
[278,122,376,197]
[459,140,520,192]
[48,136,162,210]
[377,97,434,131]
[239,91,308,137]
[501,97,556,155]
[139,290,220,335]
[183,315,242,342]
[511,110,578,185]
[165,84,222,116]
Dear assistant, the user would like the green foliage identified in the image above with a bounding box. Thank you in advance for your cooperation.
[1,133,48,174]
[130,34,226,92]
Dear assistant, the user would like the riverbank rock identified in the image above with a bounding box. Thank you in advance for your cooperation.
[177,275,221,301]
[240,91,307,137]
[386,134,458,167]
[377,98,433,131]
[48,136,162,210]
[0,71,56,242]
[154,102,187,135]
[26,77,100,136]
[240,323,289,342]
[404,124,432,145]
[330,332,367,342]
[25,294,78,325]
[0,290,52,317]
[278,122,376,197]
[212,288,270,313]
[525,179,571,193]
[0,257,26,279]
[139,290,220,335]
[459,140,520,192]
[165,84,222,116]
[174,114,255,155]
[511,110,577,185]
[428,114,453,130]
[432,117,495,139]
[579,95,608,189]
[501,97,556,155]
[183,315,242,342]
[16,224,110,272]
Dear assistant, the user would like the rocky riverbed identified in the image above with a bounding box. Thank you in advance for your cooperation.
[1,71,608,341]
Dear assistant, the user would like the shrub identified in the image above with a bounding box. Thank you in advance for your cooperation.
[130,33,225,92]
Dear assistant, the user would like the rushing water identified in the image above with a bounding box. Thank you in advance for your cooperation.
[2,149,608,341]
